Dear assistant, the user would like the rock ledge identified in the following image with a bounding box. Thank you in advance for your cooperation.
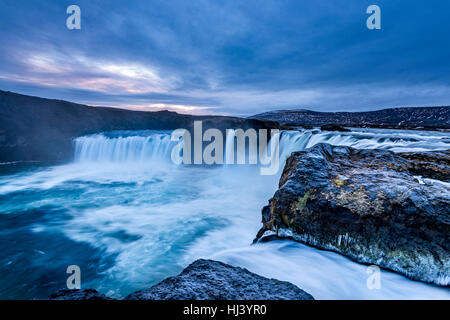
[256,143,450,286]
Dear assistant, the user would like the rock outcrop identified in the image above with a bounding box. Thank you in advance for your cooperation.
[256,143,450,286]
[49,289,112,300]
[50,259,313,300]
[126,259,313,300]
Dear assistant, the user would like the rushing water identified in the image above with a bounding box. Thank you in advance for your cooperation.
[0,128,449,299]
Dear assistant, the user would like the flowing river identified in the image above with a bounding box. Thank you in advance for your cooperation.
[0,128,449,299]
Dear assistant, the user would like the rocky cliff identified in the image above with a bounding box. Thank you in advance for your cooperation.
[0,90,278,163]
[256,143,450,286]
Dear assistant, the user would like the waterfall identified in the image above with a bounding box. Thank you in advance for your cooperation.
[73,130,304,166]
[225,130,236,164]
[73,131,176,163]
[3,127,450,299]
[73,128,450,164]
[279,129,450,154]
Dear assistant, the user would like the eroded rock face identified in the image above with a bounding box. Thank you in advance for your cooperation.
[126,259,314,300]
[256,143,450,286]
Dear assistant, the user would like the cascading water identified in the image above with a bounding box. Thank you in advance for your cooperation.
[0,128,449,299]
[280,128,450,155]
[74,131,176,163]
[73,128,450,165]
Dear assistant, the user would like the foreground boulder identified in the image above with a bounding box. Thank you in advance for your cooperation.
[256,143,450,286]
[50,259,313,300]
[126,259,313,300]
[49,289,112,300]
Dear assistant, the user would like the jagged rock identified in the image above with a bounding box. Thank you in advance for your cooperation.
[400,150,450,181]
[320,124,351,132]
[49,289,113,300]
[256,143,450,286]
[126,259,314,300]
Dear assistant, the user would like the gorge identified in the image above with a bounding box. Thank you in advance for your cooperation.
[0,91,449,300]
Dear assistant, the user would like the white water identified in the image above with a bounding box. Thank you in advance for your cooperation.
[72,128,450,165]
[73,131,177,163]
[0,128,449,299]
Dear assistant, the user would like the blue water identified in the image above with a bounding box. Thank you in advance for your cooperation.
[0,128,449,299]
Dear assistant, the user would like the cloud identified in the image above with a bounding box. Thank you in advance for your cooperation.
[107,103,217,115]
[0,0,449,115]
[2,51,180,94]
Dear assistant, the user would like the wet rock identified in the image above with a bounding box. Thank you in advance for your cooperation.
[256,143,450,286]
[49,289,113,300]
[126,259,314,300]
[48,260,313,300]
[400,150,450,181]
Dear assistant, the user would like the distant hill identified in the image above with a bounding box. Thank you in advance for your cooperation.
[0,90,277,162]
[251,107,450,130]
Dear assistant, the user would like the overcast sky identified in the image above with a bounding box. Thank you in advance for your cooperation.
[0,0,449,116]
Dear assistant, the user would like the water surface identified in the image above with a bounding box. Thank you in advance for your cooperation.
[0,128,449,299]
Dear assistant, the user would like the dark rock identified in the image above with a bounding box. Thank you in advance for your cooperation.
[256,143,450,286]
[126,259,314,300]
[280,123,313,130]
[251,106,450,130]
[49,289,113,300]
[320,124,351,132]
[399,150,450,181]
[48,260,313,300]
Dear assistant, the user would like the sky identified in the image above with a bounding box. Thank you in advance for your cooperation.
[0,0,449,116]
